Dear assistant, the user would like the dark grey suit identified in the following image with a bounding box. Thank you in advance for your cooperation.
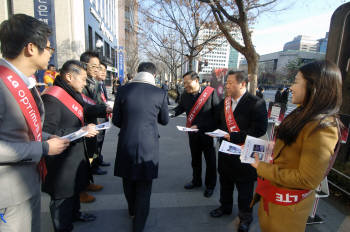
[0,59,51,231]
[112,80,169,232]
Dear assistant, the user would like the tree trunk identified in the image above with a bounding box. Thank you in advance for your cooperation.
[188,56,193,70]
[246,55,259,95]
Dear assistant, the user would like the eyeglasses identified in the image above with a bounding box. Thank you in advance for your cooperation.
[45,46,55,55]
[87,64,101,70]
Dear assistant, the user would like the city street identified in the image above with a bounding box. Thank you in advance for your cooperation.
[40,100,350,232]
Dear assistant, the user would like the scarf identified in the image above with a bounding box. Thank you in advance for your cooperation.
[53,75,85,106]
[132,72,155,86]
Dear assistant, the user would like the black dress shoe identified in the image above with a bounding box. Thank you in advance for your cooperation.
[204,188,214,198]
[92,167,107,175]
[238,220,251,232]
[74,212,96,222]
[210,207,232,218]
[184,181,202,189]
[99,161,111,167]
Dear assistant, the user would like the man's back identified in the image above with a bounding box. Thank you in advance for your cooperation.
[113,82,169,180]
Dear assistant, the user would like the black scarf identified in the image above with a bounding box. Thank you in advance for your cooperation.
[53,75,85,106]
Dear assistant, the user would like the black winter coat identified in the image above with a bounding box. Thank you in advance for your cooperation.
[41,76,90,199]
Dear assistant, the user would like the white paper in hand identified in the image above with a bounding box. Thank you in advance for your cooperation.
[219,140,242,155]
[176,125,199,132]
[205,129,228,137]
[95,121,111,131]
[107,100,114,109]
[61,129,88,142]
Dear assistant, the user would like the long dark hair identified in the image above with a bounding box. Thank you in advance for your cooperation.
[277,60,342,145]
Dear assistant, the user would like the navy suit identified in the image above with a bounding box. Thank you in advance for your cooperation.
[112,81,169,232]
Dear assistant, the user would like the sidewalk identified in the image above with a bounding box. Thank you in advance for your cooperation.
[40,102,350,232]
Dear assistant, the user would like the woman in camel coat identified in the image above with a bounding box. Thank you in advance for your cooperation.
[251,60,342,232]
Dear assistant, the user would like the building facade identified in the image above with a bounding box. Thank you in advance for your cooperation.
[283,35,319,52]
[0,0,121,85]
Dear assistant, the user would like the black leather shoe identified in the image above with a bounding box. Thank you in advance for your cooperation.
[238,220,251,232]
[74,212,96,222]
[184,181,202,189]
[204,188,214,198]
[92,167,107,175]
[99,161,111,167]
[210,207,232,218]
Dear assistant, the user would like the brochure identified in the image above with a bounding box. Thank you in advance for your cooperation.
[61,129,88,142]
[219,140,242,155]
[176,125,199,132]
[205,129,229,137]
[240,136,274,164]
[267,102,287,123]
[95,121,111,131]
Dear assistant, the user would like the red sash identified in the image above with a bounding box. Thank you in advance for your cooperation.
[0,65,47,181]
[256,177,311,215]
[224,96,240,133]
[82,93,96,105]
[101,92,107,103]
[186,87,214,127]
[42,86,84,125]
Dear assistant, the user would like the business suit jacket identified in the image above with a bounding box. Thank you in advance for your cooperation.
[256,117,338,232]
[174,87,220,134]
[41,77,90,199]
[112,82,169,180]
[0,59,50,208]
[217,92,268,182]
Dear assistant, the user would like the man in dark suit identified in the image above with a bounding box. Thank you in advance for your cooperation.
[112,62,169,232]
[209,71,268,232]
[161,80,170,104]
[173,71,220,198]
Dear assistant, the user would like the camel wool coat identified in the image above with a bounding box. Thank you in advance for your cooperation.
[256,118,338,232]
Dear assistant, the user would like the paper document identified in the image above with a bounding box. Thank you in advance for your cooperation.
[107,101,114,109]
[240,136,273,164]
[219,140,242,155]
[61,129,88,142]
[95,121,111,131]
[205,129,228,137]
[176,125,198,132]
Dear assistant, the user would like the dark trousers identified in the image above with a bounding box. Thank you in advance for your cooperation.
[122,178,153,232]
[218,154,254,220]
[188,133,216,189]
[49,194,80,232]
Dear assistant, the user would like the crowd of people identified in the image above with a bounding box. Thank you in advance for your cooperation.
[0,14,343,232]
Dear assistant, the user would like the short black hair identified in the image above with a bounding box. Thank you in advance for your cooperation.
[227,70,248,84]
[100,62,107,69]
[183,71,199,80]
[137,62,156,75]
[0,14,51,59]
[60,60,87,77]
[80,51,99,63]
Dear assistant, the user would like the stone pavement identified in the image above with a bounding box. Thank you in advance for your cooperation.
[41,103,350,232]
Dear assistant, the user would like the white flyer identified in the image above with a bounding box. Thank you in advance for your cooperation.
[95,121,111,131]
[240,135,273,164]
[61,129,88,142]
[205,129,229,137]
[176,125,199,132]
[219,140,242,155]
[107,100,114,109]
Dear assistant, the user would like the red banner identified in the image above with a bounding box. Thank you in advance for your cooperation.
[224,96,240,133]
[186,87,214,127]
[0,65,47,181]
[42,86,84,125]
[82,93,96,105]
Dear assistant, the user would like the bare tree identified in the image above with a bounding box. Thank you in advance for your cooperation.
[139,0,224,71]
[199,0,280,94]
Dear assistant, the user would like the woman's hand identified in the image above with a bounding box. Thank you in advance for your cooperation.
[83,124,99,138]
[250,153,260,169]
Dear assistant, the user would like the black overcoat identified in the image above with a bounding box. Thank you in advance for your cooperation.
[112,82,169,180]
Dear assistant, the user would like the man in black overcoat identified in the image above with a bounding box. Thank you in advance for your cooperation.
[173,71,220,198]
[112,62,169,232]
[209,71,268,232]
[42,60,99,231]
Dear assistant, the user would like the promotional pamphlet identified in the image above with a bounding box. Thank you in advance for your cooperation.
[240,136,274,164]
